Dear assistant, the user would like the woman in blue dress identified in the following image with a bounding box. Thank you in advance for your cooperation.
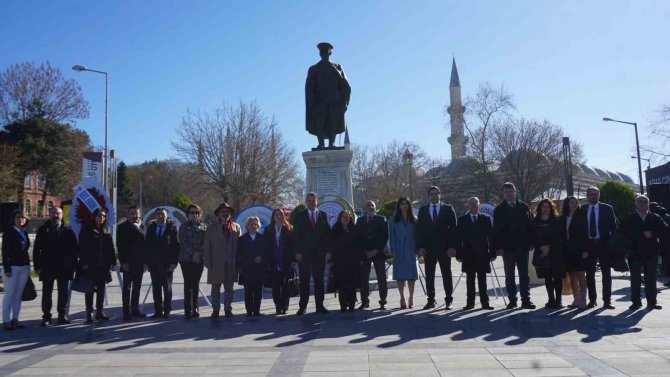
[389,197,418,309]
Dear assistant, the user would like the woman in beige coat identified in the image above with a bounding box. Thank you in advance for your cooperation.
[203,202,241,319]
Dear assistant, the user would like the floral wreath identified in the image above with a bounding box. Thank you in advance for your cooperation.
[75,187,109,228]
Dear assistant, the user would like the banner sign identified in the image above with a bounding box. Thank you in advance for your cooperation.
[317,195,356,228]
[82,152,103,185]
[235,204,274,234]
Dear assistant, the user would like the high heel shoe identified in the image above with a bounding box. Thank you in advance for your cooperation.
[408,297,414,309]
[400,297,407,309]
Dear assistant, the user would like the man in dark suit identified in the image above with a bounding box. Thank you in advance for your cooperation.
[621,195,669,311]
[145,208,180,319]
[582,186,619,309]
[356,200,389,310]
[293,192,331,315]
[416,186,458,310]
[456,197,496,310]
[33,207,78,326]
[116,206,149,321]
[493,182,536,309]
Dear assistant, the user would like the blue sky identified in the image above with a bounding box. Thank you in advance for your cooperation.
[1,0,668,183]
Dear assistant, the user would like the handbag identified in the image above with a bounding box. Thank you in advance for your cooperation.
[72,269,94,294]
[607,231,631,259]
[287,265,300,297]
[21,278,37,301]
[326,264,337,294]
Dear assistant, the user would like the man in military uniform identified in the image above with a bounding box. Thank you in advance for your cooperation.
[305,42,351,149]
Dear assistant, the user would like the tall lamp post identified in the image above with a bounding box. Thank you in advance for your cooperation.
[402,149,414,203]
[631,155,651,171]
[72,65,109,194]
[603,117,644,194]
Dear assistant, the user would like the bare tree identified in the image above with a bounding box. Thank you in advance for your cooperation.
[172,101,302,210]
[491,118,584,203]
[453,82,515,201]
[0,62,89,125]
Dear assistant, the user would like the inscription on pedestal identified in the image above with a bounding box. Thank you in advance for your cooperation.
[316,169,341,195]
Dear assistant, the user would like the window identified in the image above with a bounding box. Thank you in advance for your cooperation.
[24,199,32,216]
[24,174,33,188]
[36,174,45,189]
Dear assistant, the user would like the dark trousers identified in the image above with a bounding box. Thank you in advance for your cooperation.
[41,276,70,319]
[85,282,106,312]
[339,287,356,310]
[244,284,263,314]
[585,240,612,303]
[425,250,453,303]
[503,249,530,303]
[299,259,325,309]
[545,276,563,305]
[630,257,658,305]
[150,268,173,314]
[122,272,143,314]
[271,270,290,311]
[466,271,489,305]
[360,258,387,305]
[180,261,204,315]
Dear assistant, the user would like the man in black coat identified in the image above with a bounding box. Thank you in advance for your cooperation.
[416,186,458,310]
[456,197,495,310]
[493,182,536,309]
[116,206,148,320]
[621,195,670,311]
[145,208,180,319]
[33,207,78,325]
[582,186,619,309]
[292,192,331,315]
[356,200,389,310]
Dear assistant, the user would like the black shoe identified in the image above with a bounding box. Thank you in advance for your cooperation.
[379,303,386,310]
[276,309,282,315]
[423,301,436,310]
[316,307,330,314]
[192,311,200,318]
[86,312,94,323]
[587,300,597,309]
[647,303,662,310]
[445,302,453,310]
[224,310,233,319]
[348,307,355,313]
[358,302,369,310]
[10,319,24,329]
[123,314,132,321]
[296,308,305,316]
[506,301,518,309]
[254,312,262,317]
[603,302,615,310]
[555,302,564,309]
[544,302,555,309]
[211,310,220,320]
[41,317,51,327]
[131,311,147,318]
[482,304,495,310]
[629,303,643,311]
[95,311,110,321]
[57,315,71,325]
[463,304,475,310]
[163,310,171,319]
[521,301,536,309]
[150,313,162,319]
[281,308,288,315]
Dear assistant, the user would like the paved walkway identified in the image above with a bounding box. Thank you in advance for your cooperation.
[2,260,670,376]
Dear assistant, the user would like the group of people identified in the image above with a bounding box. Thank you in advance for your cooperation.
[2,182,669,330]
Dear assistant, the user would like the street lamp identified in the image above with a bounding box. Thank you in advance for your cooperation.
[73,65,109,195]
[603,117,644,194]
[630,155,651,171]
[402,149,414,202]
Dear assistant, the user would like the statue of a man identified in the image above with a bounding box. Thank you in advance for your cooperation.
[305,42,351,149]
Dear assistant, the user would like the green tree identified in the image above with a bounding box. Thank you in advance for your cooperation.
[116,161,135,206]
[377,200,397,218]
[0,117,90,206]
[173,192,192,212]
[598,180,637,221]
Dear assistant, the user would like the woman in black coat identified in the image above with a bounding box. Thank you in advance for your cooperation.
[78,208,117,322]
[560,196,588,309]
[330,210,362,312]
[237,216,267,316]
[264,209,294,315]
[2,210,31,331]
[532,199,566,309]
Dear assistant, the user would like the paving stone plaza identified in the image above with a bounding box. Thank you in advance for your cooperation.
[2,260,670,376]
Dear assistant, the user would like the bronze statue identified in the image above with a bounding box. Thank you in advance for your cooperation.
[305,42,351,149]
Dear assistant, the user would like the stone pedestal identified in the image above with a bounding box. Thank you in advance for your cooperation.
[302,148,354,207]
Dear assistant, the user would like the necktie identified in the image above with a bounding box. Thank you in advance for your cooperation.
[472,215,476,224]
[157,225,163,237]
[589,205,597,238]
[432,205,438,222]
[310,211,316,228]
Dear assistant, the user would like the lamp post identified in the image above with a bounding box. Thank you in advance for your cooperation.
[630,155,651,171]
[402,149,414,203]
[603,117,644,194]
[73,65,108,195]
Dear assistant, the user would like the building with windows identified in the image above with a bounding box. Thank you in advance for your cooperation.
[22,171,62,217]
